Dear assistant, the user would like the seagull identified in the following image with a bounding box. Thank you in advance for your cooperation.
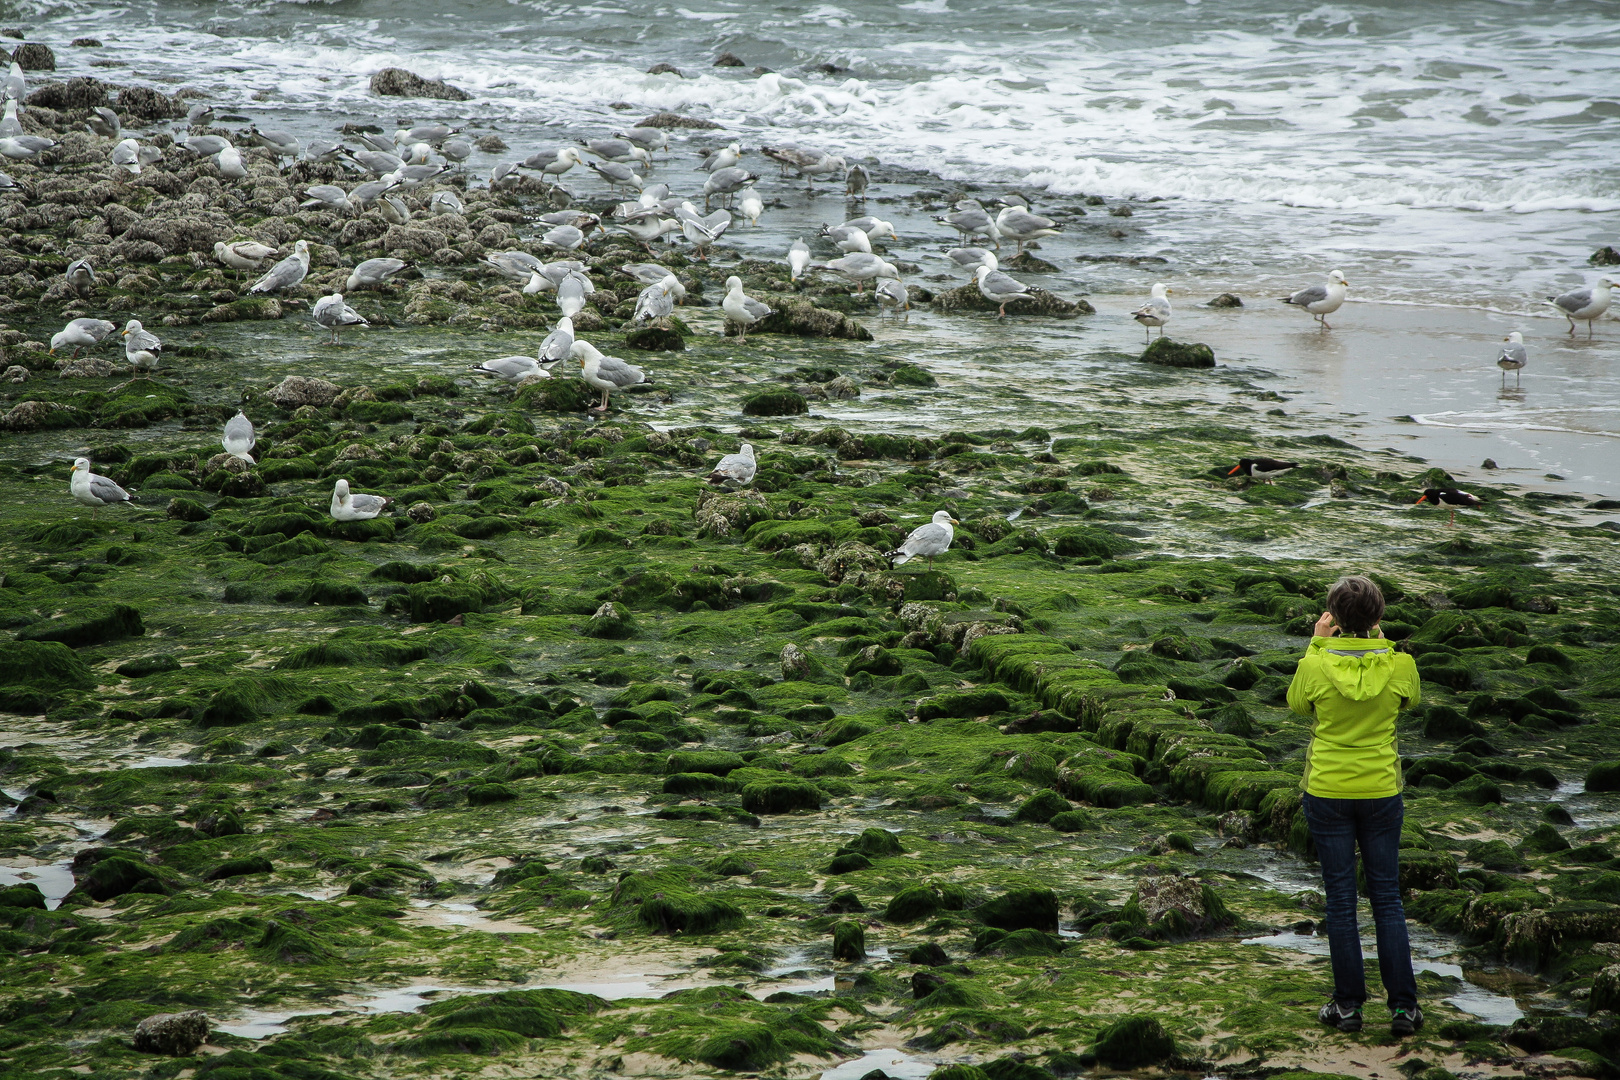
[215,240,277,280]
[247,125,300,160]
[995,206,1060,255]
[876,277,910,321]
[121,319,162,373]
[350,149,403,176]
[538,316,574,364]
[583,138,652,168]
[111,138,141,173]
[65,258,96,297]
[3,62,23,103]
[485,250,544,282]
[617,211,680,252]
[939,201,1000,247]
[615,127,669,154]
[975,265,1033,317]
[707,442,756,487]
[429,191,464,215]
[330,478,392,522]
[1279,269,1349,328]
[682,215,728,260]
[723,276,773,344]
[573,339,648,413]
[541,224,586,251]
[0,98,23,139]
[402,122,454,145]
[136,145,163,169]
[470,352,546,384]
[382,163,447,190]
[701,141,742,172]
[1131,283,1172,340]
[556,271,591,319]
[1415,487,1482,528]
[845,163,869,197]
[703,166,757,209]
[788,238,811,281]
[821,223,872,255]
[69,458,131,517]
[306,140,346,163]
[887,510,957,571]
[618,264,687,303]
[632,275,679,325]
[313,292,367,345]
[589,160,645,192]
[179,133,232,157]
[441,137,471,167]
[1497,331,1527,386]
[947,247,997,274]
[248,240,310,294]
[523,147,585,180]
[347,258,408,292]
[1227,457,1298,484]
[301,184,352,213]
[738,187,763,227]
[0,134,53,161]
[186,104,215,129]
[86,107,120,140]
[1547,278,1614,338]
[843,216,899,243]
[763,146,845,190]
[50,318,116,357]
[402,141,433,165]
[378,194,410,225]
[222,412,257,463]
[354,132,396,153]
[215,145,247,179]
[817,252,899,293]
[351,178,400,209]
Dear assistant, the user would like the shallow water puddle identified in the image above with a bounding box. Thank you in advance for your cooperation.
[404,898,537,933]
[819,1048,939,1080]
[0,860,75,910]
[1241,929,1523,1024]
[128,756,190,769]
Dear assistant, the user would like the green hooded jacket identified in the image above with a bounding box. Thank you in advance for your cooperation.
[1287,635,1421,798]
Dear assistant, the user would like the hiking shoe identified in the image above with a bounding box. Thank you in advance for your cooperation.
[1391,1005,1424,1036]
[1319,1000,1363,1032]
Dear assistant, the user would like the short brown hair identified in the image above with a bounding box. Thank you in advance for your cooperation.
[1327,575,1385,635]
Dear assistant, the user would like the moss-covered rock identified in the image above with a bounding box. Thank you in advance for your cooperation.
[16,604,144,648]
[741,390,809,417]
[1141,338,1216,368]
[740,780,822,814]
[1092,1015,1176,1068]
[832,919,866,961]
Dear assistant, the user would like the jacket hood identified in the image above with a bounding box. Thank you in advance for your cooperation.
[1312,636,1397,701]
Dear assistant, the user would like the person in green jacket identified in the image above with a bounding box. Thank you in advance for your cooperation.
[1287,575,1423,1037]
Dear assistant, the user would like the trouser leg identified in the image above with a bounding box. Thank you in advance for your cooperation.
[1357,794,1419,1011]
[1302,793,1367,1005]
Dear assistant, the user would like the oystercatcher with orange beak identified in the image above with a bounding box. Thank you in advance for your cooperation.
[1415,487,1482,526]
[1227,457,1299,484]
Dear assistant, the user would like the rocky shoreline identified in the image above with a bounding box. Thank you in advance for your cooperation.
[0,59,1618,1080]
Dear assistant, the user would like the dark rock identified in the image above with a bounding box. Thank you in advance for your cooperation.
[1092,1015,1174,1068]
[1205,292,1243,308]
[742,389,808,417]
[647,63,682,76]
[733,298,873,340]
[71,38,102,47]
[1004,252,1058,273]
[1142,338,1215,368]
[166,497,210,523]
[133,1010,209,1056]
[832,919,865,961]
[583,601,637,640]
[25,76,109,110]
[976,887,1059,933]
[204,856,273,881]
[370,67,471,101]
[1587,761,1620,792]
[0,640,95,691]
[908,942,950,966]
[713,52,746,67]
[624,325,685,351]
[913,970,947,999]
[266,375,342,408]
[932,282,1084,316]
[118,85,186,120]
[740,779,822,814]
[1590,246,1620,267]
[12,42,53,70]
[638,111,722,130]
[467,782,520,805]
[17,604,143,649]
[1014,789,1070,823]
[0,883,46,909]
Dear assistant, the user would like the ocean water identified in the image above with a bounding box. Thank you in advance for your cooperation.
[9,0,1620,485]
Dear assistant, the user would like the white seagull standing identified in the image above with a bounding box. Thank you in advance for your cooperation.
[50,318,116,357]
[975,265,1033,317]
[330,479,392,521]
[788,238,811,282]
[887,510,958,571]
[69,458,131,517]
[722,276,773,344]
[572,339,647,413]
[249,240,311,295]
[1279,269,1349,328]
[1496,332,1527,386]
[1131,283,1172,341]
[313,292,367,345]
[222,412,257,463]
[122,319,162,373]
[1548,277,1614,338]
[707,443,756,487]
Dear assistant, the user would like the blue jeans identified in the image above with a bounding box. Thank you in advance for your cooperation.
[1301,792,1418,1012]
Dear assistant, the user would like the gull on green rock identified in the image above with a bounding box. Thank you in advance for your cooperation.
[70,458,131,517]
[573,339,647,413]
[331,478,391,522]
[888,510,958,570]
[707,443,756,487]
[722,276,772,343]
[312,292,367,345]
[222,412,256,463]
[50,318,115,357]
[1131,282,1172,341]
[121,319,161,373]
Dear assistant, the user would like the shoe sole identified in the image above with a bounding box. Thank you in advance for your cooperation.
[1338,1019,1364,1033]
[1392,1021,1416,1036]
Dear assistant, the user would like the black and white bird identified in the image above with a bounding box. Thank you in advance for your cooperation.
[994,205,1060,255]
[538,316,574,365]
[110,137,142,175]
[556,271,591,320]
[313,292,367,345]
[330,479,391,522]
[121,319,162,373]
[821,223,872,255]
[947,247,997,275]
[573,339,647,413]
[86,107,120,140]
[1547,277,1613,338]
[888,510,958,571]
[975,265,1032,317]
[69,458,131,517]
[65,258,96,297]
[247,125,300,160]
[707,443,756,488]
[818,252,899,293]
[1496,332,1527,386]
[703,166,756,209]
[301,184,352,213]
[379,194,412,225]
[1227,457,1299,483]
[618,264,687,304]
[788,238,811,282]
[1131,282,1172,340]
[1279,269,1349,328]
[1415,487,1482,527]
[722,276,772,343]
[738,186,763,227]
[633,275,679,325]
[50,318,116,357]
[222,412,257,463]
[876,277,910,320]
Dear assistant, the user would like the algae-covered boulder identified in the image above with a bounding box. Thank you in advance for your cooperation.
[740,780,822,814]
[132,1010,209,1056]
[932,282,1080,317]
[371,67,471,100]
[837,827,903,858]
[72,855,171,902]
[583,601,638,639]
[1114,874,1232,941]
[742,390,808,417]
[975,887,1059,933]
[1092,1015,1175,1068]
[1015,789,1070,823]
[266,375,342,408]
[205,856,273,881]
[1587,762,1620,792]
[832,920,866,961]
[0,883,46,909]
[845,645,902,678]
[885,884,943,923]
[1142,338,1215,368]
[664,772,740,795]
[694,487,771,539]
[613,869,745,934]
[0,640,95,691]
[827,853,872,874]
[513,377,595,413]
[17,604,144,649]
[916,688,1010,720]
[666,750,745,776]
[624,326,685,351]
[735,299,874,341]
[1049,809,1095,833]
